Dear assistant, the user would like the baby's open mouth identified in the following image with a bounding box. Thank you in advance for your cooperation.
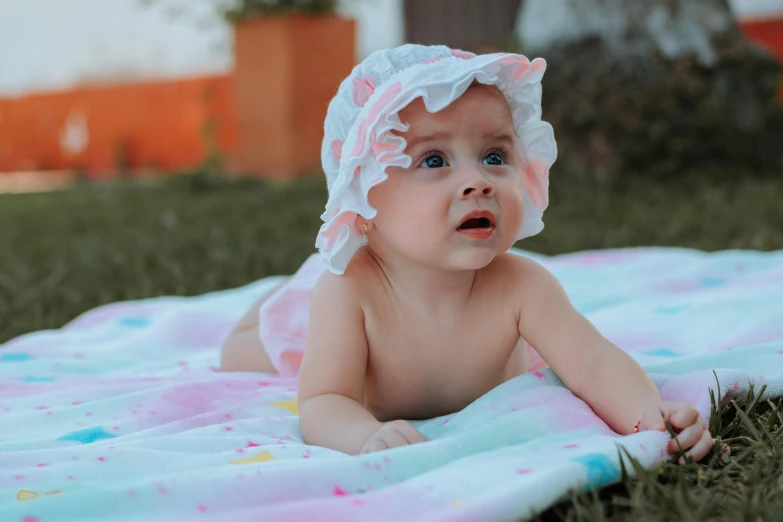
[458,217,493,230]
[456,212,496,240]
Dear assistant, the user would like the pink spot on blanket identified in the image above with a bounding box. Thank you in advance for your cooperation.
[128,490,137,498]
[732,381,739,392]
[22,517,38,522]
[516,468,534,475]
[532,371,546,380]
[607,334,677,353]
[197,505,208,513]
[563,444,578,449]
[655,279,703,293]
[170,314,237,348]
[246,441,259,448]
[225,427,233,432]
[36,463,47,467]
[709,329,783,352]
[14,474,24,480]
[67,475,75,480]
[352,499,365,505]
[640,444,647,452]
[35,406,48,410]
[97,457,106,462]
[333,486,348,496]
[575,251,642,265]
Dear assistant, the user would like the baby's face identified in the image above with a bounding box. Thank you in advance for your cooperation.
[367,84,524,271]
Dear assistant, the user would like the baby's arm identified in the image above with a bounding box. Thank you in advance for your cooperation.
[514,257,714,461]
[514,258,663,431]
[297,271,380,454]
[298,271,426,454]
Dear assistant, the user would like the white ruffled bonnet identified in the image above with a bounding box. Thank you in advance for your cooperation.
[316,44,557,275]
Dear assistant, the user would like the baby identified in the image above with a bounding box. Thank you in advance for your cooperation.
[221,44,715,460]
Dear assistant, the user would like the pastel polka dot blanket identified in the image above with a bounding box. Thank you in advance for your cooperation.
[2,248,783,522]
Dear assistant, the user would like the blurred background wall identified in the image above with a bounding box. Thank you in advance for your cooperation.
[0,0,781,179]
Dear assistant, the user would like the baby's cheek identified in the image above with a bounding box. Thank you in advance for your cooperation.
[502,186,525,237]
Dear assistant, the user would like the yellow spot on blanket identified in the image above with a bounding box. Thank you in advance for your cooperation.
[17,490,38,501]
[229,450,275,465]
[17,490,61,501]
[270,398,299,415]
[451,500,465,507]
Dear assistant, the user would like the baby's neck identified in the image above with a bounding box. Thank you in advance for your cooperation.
[368,249,478,313]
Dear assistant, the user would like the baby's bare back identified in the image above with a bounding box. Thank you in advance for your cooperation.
[357,252,527,421]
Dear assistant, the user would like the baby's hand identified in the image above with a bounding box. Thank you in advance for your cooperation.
[639,401,715,463]
[360,420,429,454]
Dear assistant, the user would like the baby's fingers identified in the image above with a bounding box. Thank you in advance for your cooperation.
[360,438,389,454]
[392,421,429,445]
[681,430,715,464]
[667,423,705,455]
[663,403,699,430]
[379,428,410,450]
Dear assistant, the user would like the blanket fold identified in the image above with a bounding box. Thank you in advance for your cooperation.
[2,248,782,521]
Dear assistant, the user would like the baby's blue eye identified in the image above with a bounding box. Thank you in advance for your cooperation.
[421,154,446,168]
[483,152,504,166]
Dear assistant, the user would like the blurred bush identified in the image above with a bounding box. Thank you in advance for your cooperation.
[516,0,783,183]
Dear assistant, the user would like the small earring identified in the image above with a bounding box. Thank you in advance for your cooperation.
[361,223,369,235]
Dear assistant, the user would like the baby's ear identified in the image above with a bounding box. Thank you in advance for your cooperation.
[355,218,372,235]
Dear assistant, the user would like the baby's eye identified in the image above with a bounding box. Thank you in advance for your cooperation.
[483,152,505,166]
[420,154,447,169]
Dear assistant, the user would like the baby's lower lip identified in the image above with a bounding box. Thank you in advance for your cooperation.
[457,226,495,240]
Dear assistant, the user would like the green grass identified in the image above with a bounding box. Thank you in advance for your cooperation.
[1,172,782,521]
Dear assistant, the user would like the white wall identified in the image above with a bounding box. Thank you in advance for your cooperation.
[0,0,404,97]
[1,0,775,97]
[728,0,783,19]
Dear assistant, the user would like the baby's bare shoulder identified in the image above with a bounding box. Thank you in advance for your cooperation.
[313,248,377,304]
[482,253,558,299]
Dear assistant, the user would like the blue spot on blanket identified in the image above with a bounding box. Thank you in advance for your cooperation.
[58,426,117,444]
[119,317,150,328]
[642,348,680,358]
[572,453,620,491]
[701,278,726,288]
[2,353,32,362]
[23,376,55,383]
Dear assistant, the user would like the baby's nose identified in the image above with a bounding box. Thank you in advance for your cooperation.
[459,178,495,199]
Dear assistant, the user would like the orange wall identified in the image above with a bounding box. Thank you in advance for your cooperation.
[0,75,237,177]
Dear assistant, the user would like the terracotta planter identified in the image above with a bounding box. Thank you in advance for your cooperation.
[232,14,356,178]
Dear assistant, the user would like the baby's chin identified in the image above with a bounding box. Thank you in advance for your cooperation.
[443,247,504,271]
